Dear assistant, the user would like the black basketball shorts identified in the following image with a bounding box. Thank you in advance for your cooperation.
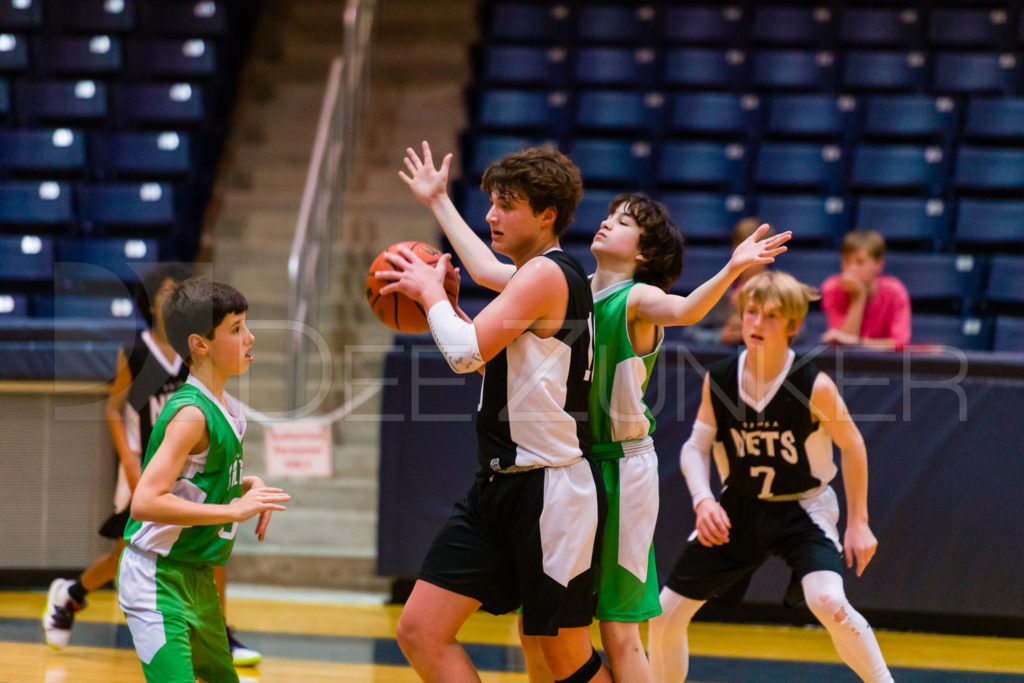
[419,458,606,636]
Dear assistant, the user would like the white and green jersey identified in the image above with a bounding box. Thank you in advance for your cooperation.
[589,280,662,461]
[124,376,246,566]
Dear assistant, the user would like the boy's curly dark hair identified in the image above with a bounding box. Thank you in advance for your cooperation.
[609,193,684,292]
[162,277,248,366]
[481,146,584,237]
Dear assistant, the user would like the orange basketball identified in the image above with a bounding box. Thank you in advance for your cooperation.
[366,241,460,333]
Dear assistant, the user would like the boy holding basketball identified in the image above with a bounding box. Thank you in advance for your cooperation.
[379,146,612,682]
[397,141,789,682]
[118,278,290,683]
[647,271,892,682]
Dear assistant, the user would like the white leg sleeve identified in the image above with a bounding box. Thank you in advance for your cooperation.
[648,587,705,683]
[426,300,484,374]
[802,571,893,683]
[678,421,716,509]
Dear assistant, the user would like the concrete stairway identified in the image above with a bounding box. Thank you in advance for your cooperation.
[200,0,477,592]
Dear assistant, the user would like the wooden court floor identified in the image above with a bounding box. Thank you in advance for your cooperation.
[2,587,1022,682]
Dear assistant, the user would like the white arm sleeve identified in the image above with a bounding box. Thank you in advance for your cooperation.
[679,420,716,510]
[427,300,484,374]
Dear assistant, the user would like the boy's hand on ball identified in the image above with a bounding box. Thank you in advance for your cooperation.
[378,247,451,306]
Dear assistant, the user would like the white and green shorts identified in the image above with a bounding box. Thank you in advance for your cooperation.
[118,545,237,683]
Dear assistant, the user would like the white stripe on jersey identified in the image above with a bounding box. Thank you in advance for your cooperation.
[506,330,581,468]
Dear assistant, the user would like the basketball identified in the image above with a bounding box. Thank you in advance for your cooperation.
[366,241,460,333]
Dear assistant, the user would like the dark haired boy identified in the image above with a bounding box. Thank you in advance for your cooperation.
[117,278,289,683]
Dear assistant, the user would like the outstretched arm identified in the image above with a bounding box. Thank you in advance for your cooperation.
[810,373,878,577]
[633,224,791,327]
[399,141,516,292]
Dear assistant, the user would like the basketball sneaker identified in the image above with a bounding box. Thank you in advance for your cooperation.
[227,626,261,666]
[42,578,84,649]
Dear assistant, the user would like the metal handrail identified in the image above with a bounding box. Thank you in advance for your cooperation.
[286,0,376,412]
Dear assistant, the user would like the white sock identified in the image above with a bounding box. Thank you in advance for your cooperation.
[801,571,893,683]
[649,588,705,682]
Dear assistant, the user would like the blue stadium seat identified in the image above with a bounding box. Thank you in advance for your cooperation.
[992,316,1024,352]
[884,252,984,311]
[660,192,748,243]
[854,196,952,251]
[76,182,177,230]
[0,33,29,72]
[862,95,959,142]
[140,0,227,37]
[574,91,664,136]
[568,189,618,239]
[657,141,748,192]
[575,5,656,45]
[0,128,86,176]
[56,237,158,286]
[838,8,922,48]
[849,144,948,195]
[0,291,28,318]
[986,256,1024,306]
[37,293,144,323]
[954,147,1024,192]
[793,309,828,350]
[48,0,136,33]
[664,48,746,90]
[755,143,845,194]
[963,97,1024,142]
[573,47,657,88]
[928,9,1015,50]
[671,245,734,295]
[15,80,108,125]
[0,234,54,281]
[128,38,217,79]
[763,94,858,140]
[466,134,541,177]
[668,92,759,139]
[780,247,837,289]
[32,36,123,77]
[663,6,744,46]
[0,180,73,225]
[0,0,42,30]
[453,183,492,235]
[911,314,992,351]
[754,194,848,246]
[569,138,652,187]
[90,130,193,179]
[0,78,8,118]
[932,52,1020,95]
[751,49,837,91]
[750,6,833,47]
[842,51,928,93]
[480,46,569,87]
[476,89,568,138]
[561,241,596,275]
[955,199,1024,248]
[115,82,205,127]
[485,3,569,45]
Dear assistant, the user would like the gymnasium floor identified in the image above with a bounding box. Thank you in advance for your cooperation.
[2,586,1021,682]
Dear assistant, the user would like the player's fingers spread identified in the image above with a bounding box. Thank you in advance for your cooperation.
[441,153,453,170]
[421,140,432,163]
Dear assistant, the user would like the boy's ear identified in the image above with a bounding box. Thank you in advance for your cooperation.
[539,206,556,225]
[187,332,208,358]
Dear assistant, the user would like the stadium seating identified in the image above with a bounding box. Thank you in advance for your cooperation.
[0,128,86,176]
[569,138,652,187]
[574,90,664,136]
[837,8,922,48]
[750,6,834,48]
[754,143,844,194]
[0,180,74,226]
[984,255,1024,307]
[848,144,948,195]
[751,49,837,91]
[963,97,1024,141]
[668,92,759,140]
[992,316,1024,352]
[884,252,984,313]
[671,245,734,295]
[479,45,569,87]
[927,9,1016,50]
[485,3,569,45]
[32,36,124,78]
[50,0,137,33]
[0,234,54,282]
[763,94,857,141]
[663,6,744,47]
[842,51,928,93]
[954,147,1024,193]
[954,199,1024,250]
[573,47,658,88]
[911,314,992,351]
[932,52,1021,95]
[658,141,747,192]
[475,89,568,138]
[754,194,848,246]
[575,5,656,46]
[660,192,748,244]
[663,48,746,90]
[853,196,952,252]
[861,95,959,143]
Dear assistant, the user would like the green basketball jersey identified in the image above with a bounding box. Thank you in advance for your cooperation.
[589,280,661,461]
[124,376,245,565]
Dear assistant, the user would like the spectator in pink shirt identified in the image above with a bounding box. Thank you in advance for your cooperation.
[821,230,911,350]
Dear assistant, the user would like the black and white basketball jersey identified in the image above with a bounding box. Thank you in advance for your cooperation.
[476,249,595,474]
[707,349,837,500]
[125,329,189,453]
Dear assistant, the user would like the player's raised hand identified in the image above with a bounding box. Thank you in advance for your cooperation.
[694,498,731,547]
[399,140,453,206]
[729,223,792,271]
[844,520,878,577]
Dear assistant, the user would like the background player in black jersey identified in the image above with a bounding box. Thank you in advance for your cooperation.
[43,264,262,666]
[648,270,892,682]
[379,146,612,682]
